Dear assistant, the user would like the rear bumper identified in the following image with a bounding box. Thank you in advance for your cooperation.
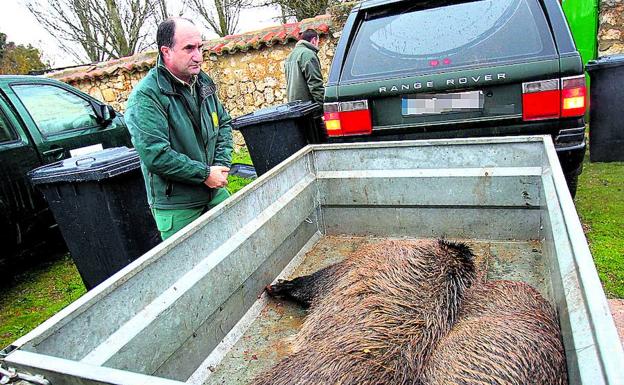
[555,139,586,175]
[554,124,586,175]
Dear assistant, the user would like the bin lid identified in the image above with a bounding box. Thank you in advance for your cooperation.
[232,101,322,130]
[29,146,141,184]
[586,54,624,71]
[229,163,257,179]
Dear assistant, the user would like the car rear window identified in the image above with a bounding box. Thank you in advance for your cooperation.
[341,0,557,82]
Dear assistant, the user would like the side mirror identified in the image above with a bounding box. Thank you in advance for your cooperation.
[95,104,116,123]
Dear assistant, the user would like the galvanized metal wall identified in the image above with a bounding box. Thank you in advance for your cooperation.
[313,141,544,240]
[538,140,624,385]
[5,152,323,384]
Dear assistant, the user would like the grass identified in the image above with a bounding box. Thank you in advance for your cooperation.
[1,146,622,350]
[575,154,624,298]
[0,254,86,349]
[227,147,255,194]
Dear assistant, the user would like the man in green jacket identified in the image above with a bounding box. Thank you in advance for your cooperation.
[284,29,325,105]
[125,18,233,240]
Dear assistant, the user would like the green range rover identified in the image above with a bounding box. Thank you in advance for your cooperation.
[323,0,587,195]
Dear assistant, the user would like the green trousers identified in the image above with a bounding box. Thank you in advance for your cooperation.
[151,188,230,240]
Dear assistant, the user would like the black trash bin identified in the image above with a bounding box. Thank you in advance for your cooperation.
[232,101,322,176]
[586,54,624,162]
[29,147,160,290]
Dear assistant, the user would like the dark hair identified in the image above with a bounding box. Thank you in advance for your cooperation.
[157,17,195,51]
[300,29,319,43]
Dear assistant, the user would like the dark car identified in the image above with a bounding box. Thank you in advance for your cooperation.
[0,76,132,262]
[322,0,586,195]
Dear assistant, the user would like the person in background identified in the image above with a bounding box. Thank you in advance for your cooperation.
[125,17,233,241]
[284,28,325,106]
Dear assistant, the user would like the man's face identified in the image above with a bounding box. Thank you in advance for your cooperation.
[161,20,203,82]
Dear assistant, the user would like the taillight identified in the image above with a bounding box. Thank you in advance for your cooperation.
[522,76,586,121]
[522,79,560,121]
[323,100,372,137]
[561,75,586,117]
[323,102,342,136]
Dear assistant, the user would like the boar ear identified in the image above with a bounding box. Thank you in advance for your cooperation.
[438,239,476,281]
[438,239,474,264]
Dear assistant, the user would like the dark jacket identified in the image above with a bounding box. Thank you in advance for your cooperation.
[284,40,325,105]
[125,58,233,209]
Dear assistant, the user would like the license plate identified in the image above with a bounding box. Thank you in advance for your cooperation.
[402,91,484,116]
[70,143,104,157]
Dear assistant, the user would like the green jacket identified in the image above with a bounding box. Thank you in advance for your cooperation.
[125,58,233,209]
[284,40,325,105]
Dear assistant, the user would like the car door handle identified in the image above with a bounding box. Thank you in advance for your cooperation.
[42,147,65,158]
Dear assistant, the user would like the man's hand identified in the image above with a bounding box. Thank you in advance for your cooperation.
[204,166,230,188]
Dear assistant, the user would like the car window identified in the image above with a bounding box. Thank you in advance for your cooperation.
[0,112,17,143]
[12,84,98,136]
[342,0,557,81]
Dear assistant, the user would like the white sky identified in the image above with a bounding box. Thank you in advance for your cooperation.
[0,0,283,68]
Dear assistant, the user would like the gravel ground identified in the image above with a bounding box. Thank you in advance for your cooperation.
[608,299,624,348]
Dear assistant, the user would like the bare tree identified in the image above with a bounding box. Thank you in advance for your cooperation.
[188,0,253,37]
[262,0,332,21]
[25,0,164,63]
[153,0,191,23]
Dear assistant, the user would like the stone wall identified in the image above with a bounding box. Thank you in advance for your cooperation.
[70,71,147,113]
[599,0,624,56]
[65,37,336,117]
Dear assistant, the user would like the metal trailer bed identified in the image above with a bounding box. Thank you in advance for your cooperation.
[2,136,622,385]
